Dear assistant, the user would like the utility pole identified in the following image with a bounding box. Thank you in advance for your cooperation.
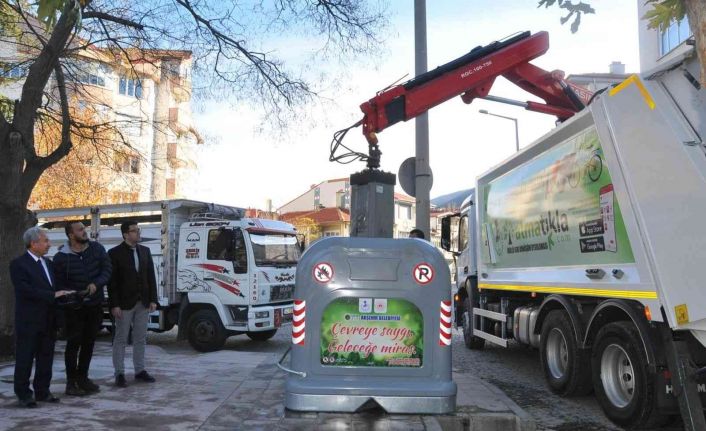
[414,0,431,239]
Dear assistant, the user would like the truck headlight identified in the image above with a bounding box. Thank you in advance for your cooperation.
[255,311,270,319]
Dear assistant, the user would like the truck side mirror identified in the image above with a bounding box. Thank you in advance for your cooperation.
[441,217,452,251]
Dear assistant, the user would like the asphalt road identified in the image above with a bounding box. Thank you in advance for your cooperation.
[449,329,621,431]
[136,325,684,430]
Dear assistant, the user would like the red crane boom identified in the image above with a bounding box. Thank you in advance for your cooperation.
[358,31,590,146]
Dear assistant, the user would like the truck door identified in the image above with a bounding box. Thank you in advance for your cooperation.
[203,228,248,302]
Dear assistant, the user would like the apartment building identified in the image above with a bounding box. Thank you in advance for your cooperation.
[0,33,200,204]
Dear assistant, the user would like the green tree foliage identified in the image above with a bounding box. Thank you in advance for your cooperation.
[643,0,685,32]
[537,0,596,34]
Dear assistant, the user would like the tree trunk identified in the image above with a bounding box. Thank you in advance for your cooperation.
[0,2,81,355]
[684,0,706,86]
[0,209,33,355]
[0,129,35,355]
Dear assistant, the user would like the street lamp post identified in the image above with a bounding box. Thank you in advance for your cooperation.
[479,109,519,153]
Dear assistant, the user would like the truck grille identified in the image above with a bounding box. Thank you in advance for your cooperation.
[270,284,294,301]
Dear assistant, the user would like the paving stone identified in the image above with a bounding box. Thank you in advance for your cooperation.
[1,336,534,431]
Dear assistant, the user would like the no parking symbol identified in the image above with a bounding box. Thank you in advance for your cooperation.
[413,263,434,285]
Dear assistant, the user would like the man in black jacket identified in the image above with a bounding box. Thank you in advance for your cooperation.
[11,227,71,407]
[53,221,111,396]
[108,221,158,387]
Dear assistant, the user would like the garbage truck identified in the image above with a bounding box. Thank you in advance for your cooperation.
[336,29,706,429]
[440,57,706,429]
[37,199,300,352]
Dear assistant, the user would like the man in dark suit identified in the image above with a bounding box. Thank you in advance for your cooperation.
[10,227,71,408]
[108,221,158,387]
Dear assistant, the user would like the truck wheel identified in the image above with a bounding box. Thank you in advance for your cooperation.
[462,295,485,350]
[540,310,592,396]
[591,321,665,428]
[187,309,227,352]
[247,329,277,342]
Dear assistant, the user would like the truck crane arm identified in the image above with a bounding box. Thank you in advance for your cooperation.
[357,31,590,147]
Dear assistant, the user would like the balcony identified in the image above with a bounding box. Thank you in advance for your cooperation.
[168,106,191,134]
[167,142,188,169]
[170,76,191,103]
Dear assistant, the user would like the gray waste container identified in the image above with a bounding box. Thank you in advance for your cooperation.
[283,237,457,413]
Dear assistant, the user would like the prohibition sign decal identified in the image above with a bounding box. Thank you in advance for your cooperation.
[413,263,434,285]
[313,262,334,284]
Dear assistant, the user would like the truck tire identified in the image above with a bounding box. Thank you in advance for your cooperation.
[247,329,277,342]
[540,310,592,396]
[463,295,485,350]
[187,309,227,352]
[591,321,666,428]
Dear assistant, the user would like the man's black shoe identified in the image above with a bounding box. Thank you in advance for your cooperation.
[35,392,60,403]
[115,374,127,388]
[18,397,37,408]
[78,377,100,393]
[134,370,156,383]
[65,380,88,396]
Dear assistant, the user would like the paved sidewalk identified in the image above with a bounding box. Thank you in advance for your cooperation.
[0,340,534,430]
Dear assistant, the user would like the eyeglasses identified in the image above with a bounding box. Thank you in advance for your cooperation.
[128,228,141,233]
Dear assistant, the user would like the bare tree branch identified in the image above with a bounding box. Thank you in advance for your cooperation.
[14,0,80,138]
[174,0,303,105]
[83,10,145,30]
[40,63,73,168]
[21,63,72,202]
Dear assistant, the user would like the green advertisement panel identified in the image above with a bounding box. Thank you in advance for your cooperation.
[320,297,423,367]
[481,127,635,268]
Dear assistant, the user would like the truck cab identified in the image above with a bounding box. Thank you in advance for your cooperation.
[177,216,300,351]
[441,192,486,349]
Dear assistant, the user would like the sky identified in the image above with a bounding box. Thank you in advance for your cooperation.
[189,0,641,211]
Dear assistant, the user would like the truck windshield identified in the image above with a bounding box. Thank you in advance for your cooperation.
[249,233,300,267]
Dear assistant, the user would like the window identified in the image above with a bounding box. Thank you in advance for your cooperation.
[344,181,350,209]
[76,72,105,87]
[397,204,412,220]
[114,153,140,174]
[130,157,140,174]
[459,215,469,251]
[313,187,320,209]
[109,191,138,203]
[324,231,340,237]
[660,17,691,56]
[119,77,143,99]
[207,229,235,261]
[249,232,300,267]
[0,63,28,78]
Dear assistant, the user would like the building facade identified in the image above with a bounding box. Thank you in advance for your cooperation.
[278,178,418,239]
[637,1,693,73]
[566,61,630,93]
[0,34,200,205]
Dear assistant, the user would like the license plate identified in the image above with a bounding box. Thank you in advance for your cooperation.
[274,309,282,328]
[270,284,294,301]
